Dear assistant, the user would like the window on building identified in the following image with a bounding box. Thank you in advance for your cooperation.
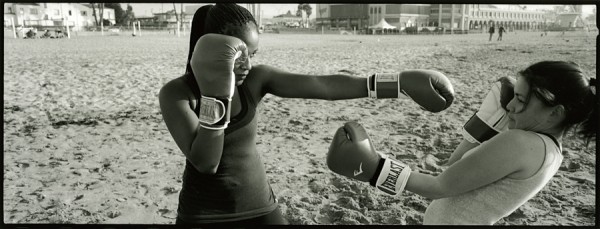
[370,7,373,14]
[20,8,24,15]
[68,10,72,16]
[8,7,12,13]
[30,8,38,14]
[378,7,381,14]
[82,11,87,16]
[44,14,48,20]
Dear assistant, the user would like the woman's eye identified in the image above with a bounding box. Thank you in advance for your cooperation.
[235,56,247,65]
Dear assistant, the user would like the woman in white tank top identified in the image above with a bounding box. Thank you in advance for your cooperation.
[324,61,595,225]
[418,61,597,225]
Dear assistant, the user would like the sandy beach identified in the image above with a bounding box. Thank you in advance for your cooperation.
[3,30,596,225]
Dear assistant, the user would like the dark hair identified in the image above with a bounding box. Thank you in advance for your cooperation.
[518,61,597,142]
[185,4,257,78]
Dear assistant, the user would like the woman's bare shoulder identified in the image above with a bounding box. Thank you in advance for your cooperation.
[491,129,546,156]
[248,64,287,79]
[494,129,540,145]
[159,75,193,102]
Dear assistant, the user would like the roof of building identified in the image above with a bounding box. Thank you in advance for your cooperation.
[274,11,301,18]
[369,18,396,29]
[557,13,584,26]
[13,3,39,6]
[479,5,498,9]
[154,9,182,15]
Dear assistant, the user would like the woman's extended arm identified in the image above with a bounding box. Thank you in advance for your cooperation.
[250,64,454,112]
[159,79,224,174]
[327,123,534,200]
[405,130,533,199]
[250,64,367,100]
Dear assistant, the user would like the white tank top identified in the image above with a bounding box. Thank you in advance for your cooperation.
[423,132,563,225]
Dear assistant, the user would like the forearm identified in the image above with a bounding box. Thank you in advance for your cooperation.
[318,74,368,100]
[188,125,225,174]
[404,171,447,199]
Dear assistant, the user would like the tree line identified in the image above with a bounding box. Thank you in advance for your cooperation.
[90,3,135,27]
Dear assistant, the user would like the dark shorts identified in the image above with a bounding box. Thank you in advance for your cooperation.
[175,206,288,226]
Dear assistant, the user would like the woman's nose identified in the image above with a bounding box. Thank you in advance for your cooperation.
[241,58,252,71]
[506,96,516,113]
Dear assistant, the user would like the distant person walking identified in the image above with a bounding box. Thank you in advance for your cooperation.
[488,25,495,41]
[497,26,506,41]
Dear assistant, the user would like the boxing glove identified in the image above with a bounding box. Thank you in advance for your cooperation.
[367,70,455,113]
[462,76,515,143]
[328,121,412,196]
[190,33,248,130]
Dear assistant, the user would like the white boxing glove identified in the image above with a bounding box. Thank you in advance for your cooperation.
[462,77,515,143]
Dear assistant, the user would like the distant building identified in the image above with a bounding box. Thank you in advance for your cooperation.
[270,10,302,26]
[150,9,192,30]
[4,3,115,31]
[136,16,158,28]
[554,5,587,29]
[461,4,547,31]
[316,4,552,32]
[316,4,369,30]
[370,4,430,29]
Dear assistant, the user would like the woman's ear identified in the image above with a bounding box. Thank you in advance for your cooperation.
[549,105,566,125]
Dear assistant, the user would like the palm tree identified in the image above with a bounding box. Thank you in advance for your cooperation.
[302,4,312,28]
[297,4,312,28]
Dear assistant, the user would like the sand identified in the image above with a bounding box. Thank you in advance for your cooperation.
[3,30,596,225]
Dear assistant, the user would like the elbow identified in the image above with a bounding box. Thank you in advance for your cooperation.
[189,159,219,175]
[428,179,453,199]
[415,177,449,200]
[185,148,219,175]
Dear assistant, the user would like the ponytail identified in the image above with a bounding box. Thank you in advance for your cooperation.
[186,5,213,75]
[576,78,597,144]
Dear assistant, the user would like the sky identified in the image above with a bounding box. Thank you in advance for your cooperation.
[121,3,595,19]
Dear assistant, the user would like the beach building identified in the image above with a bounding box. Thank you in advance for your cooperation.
[4,3,115,31]
[463,5,546,32]
[152,10,192,30]
[369,4,431,30]
[316,4,552,33]
[315,4,369,30]
[554,5,587,29]
[269,10,303,27]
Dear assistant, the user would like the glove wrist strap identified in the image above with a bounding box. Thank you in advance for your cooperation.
[462,113,502,143]
[198,95,231,130]
[374,157,412,196]
[368,73,409,99]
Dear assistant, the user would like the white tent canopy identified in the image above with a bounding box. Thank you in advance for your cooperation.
[368,19,397,29]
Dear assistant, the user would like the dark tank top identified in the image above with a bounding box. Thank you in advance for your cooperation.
[177,74,277,223]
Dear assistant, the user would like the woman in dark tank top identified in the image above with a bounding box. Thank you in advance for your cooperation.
[158,3,454,225]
